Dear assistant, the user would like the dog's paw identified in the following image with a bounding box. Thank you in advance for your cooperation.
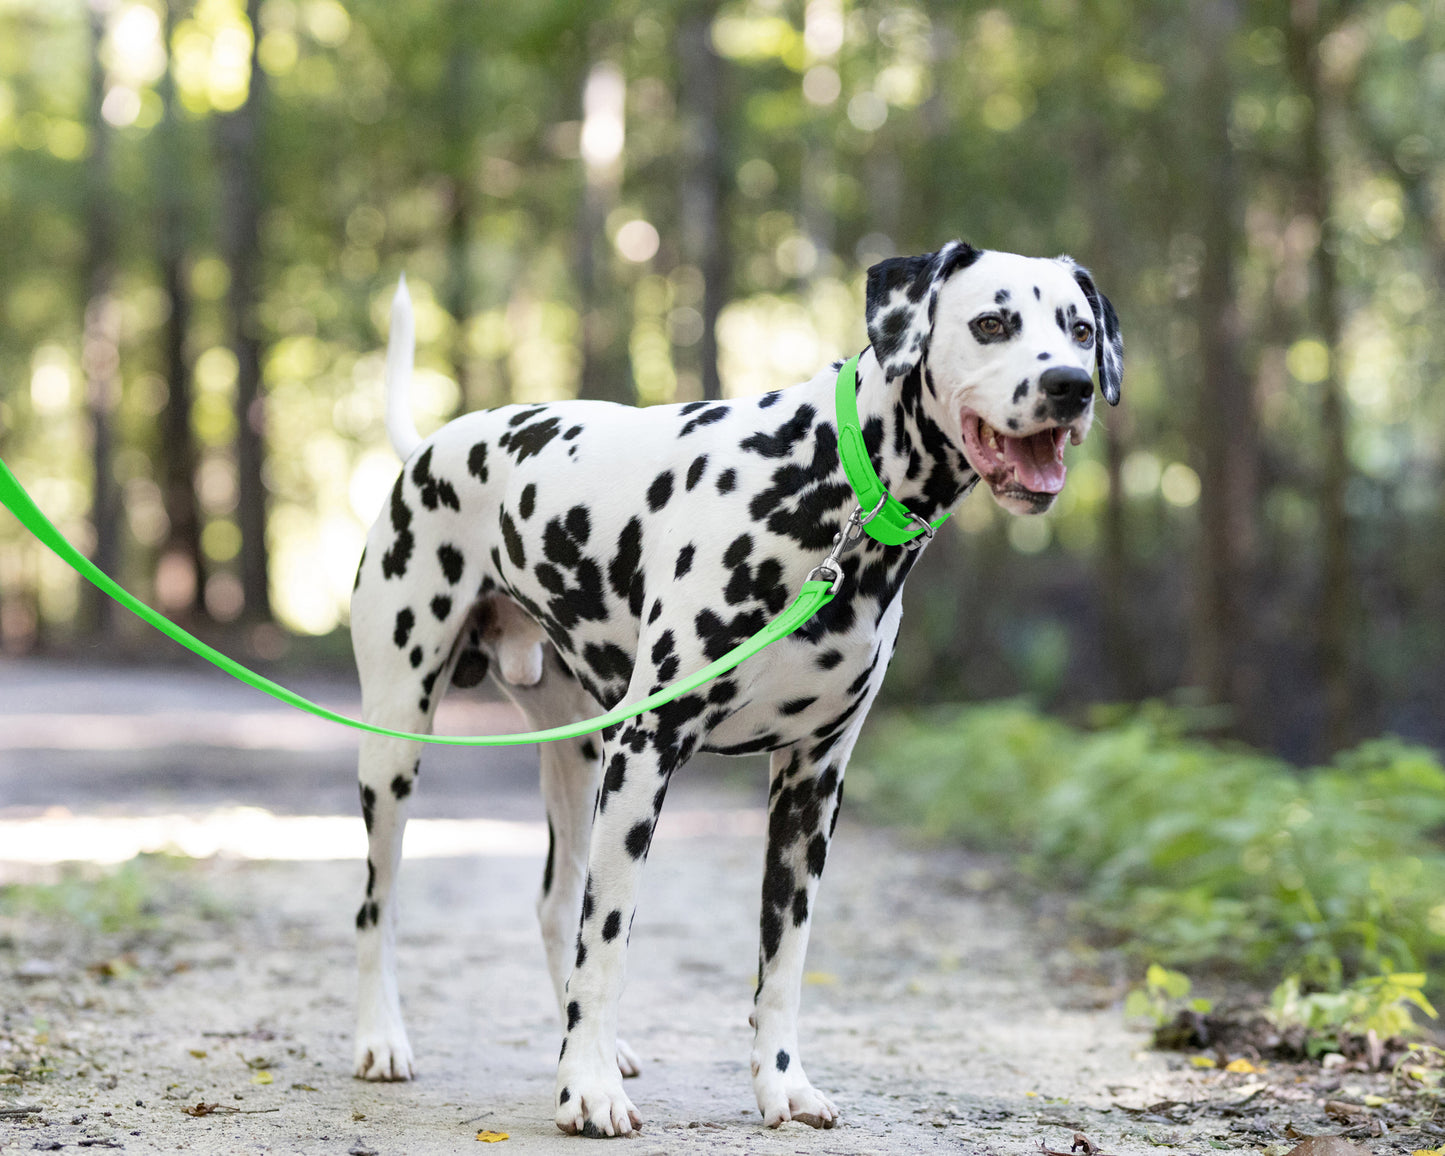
[751,1051,837,1129]
[555,1067,641,1137]
[353,1030,415,1081]
[615,1037,642,1079]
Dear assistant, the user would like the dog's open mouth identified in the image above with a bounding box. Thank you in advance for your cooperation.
[960,409,1072,497]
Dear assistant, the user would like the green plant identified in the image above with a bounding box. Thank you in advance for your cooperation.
[1125,962,1214,1025]
[1271,972,1438,1054]
[851,701,1445,987]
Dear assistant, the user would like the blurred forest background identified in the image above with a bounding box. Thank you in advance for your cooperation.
[0,0,1439,762]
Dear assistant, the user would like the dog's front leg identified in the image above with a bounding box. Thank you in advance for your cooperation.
[353,731,421,1081]
[749,735,855,1128]
[553,716,695,1137]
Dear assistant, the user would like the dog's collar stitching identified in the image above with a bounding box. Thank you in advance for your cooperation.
[835,353,950,548]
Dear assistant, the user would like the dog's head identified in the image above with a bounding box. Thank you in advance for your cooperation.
[866,241,1122,516]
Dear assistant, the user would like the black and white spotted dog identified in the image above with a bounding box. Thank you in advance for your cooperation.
[349,241,1122,1136]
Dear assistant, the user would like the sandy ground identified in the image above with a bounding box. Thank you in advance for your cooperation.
[0,659,1287,1155]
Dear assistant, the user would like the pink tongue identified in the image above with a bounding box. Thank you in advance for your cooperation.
[1000,431,1065,494]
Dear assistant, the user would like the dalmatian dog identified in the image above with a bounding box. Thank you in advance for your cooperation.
[349,241,1122,1136]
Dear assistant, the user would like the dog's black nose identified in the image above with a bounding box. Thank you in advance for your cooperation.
[1039,366,1094,408]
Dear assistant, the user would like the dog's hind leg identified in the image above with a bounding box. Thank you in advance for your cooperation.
[495,639,641,1080]
[350,536,468,1081]
[352,712,428,1081]
[748,725,862,1129]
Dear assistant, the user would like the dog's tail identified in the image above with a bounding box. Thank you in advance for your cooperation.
[384,275,422,460]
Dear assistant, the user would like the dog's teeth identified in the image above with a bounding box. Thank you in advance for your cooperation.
[1069,429,1082,445]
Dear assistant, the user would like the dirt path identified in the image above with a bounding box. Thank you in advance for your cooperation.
[1,660,1203,1154]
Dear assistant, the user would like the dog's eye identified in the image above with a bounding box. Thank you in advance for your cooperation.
[1072,321,1093,344]
[978,316,1004,337]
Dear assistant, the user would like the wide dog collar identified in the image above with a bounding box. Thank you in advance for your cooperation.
[834,353,950,547]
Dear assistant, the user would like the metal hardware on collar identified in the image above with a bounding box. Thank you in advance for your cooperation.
[805,499,875,595]
[833,354,951,548]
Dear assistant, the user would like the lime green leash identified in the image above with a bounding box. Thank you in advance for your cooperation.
[0,355,937,746]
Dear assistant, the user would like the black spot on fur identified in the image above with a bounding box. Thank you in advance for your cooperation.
[467,441,489,482]
[815,649,844,670]
[780,696,816,716]
[430,594,451,620]
[409,645,423,668]
[356,900,379,929]
[559,1086,571,1104]
[565,504,591,544]
[393,608,415,648]
[807,833,828,876]
[381,475,414,579]
[625,820,653,860]
[606,517,645,619]
[360,785,376,833]
[500,415,563,462]
[680,404,728,437]
[437,543,464,584]
[716,468,737,494]
[411,447,460,511]
[759,391,781,409]
[685,454,708,491]
[564,424,583,440]
[1012,380,1029,404]
[391,774,411,800]
[580,738,598,761]
[567,1001,580,1030]
[647,471,674,512]
[575,939,586,968]
[740,405,815,459]
[601,753,627,811]
[542,820,555,895]
[602,910,622,942]
[500,510,525,569]
[365,857,375,896]
[519,483,536,519]
[776,1049,790,1072]
[675,544,695,579]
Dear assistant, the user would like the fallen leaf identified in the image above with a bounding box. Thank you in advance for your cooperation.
[1411,1148,1445,1156]
[1224,1058,1258,1074]
[803,971,837,985]
[476,1131,509,1142]
[1190,1055,1217,1069]
[183,1102,221,1117]
[289,1083,318,1092]
[188,1049,207,1059]
[1362,1095,1387,1108]
[250,1070,273,1085]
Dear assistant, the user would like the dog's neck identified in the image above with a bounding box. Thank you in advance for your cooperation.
[848,348,979,526]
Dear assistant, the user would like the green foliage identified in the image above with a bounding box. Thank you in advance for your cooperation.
[1271,972,1438,1053]
[1125,962,1213,1026]
[0,853,218,934]
[852,702,1445,986]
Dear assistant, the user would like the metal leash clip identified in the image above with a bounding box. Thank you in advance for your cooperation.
[805,494,887,595]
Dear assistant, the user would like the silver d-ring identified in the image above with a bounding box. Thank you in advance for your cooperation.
[902,510,937,551]
[857,492,888,528]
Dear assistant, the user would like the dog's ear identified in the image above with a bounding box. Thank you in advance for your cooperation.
[1058,258,1123,406]
[866,240,982,380]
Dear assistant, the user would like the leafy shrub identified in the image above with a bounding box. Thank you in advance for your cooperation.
[851,701,1445,988]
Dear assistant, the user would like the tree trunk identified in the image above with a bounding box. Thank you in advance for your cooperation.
[1287,0,1357,751]
[1190,0,1262,736]
[156,0,205,619]
[81,0,120,639]
[442,15,474,414]
[216,0,270,622]
[676,3,727,401]
[576,56,631,404]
